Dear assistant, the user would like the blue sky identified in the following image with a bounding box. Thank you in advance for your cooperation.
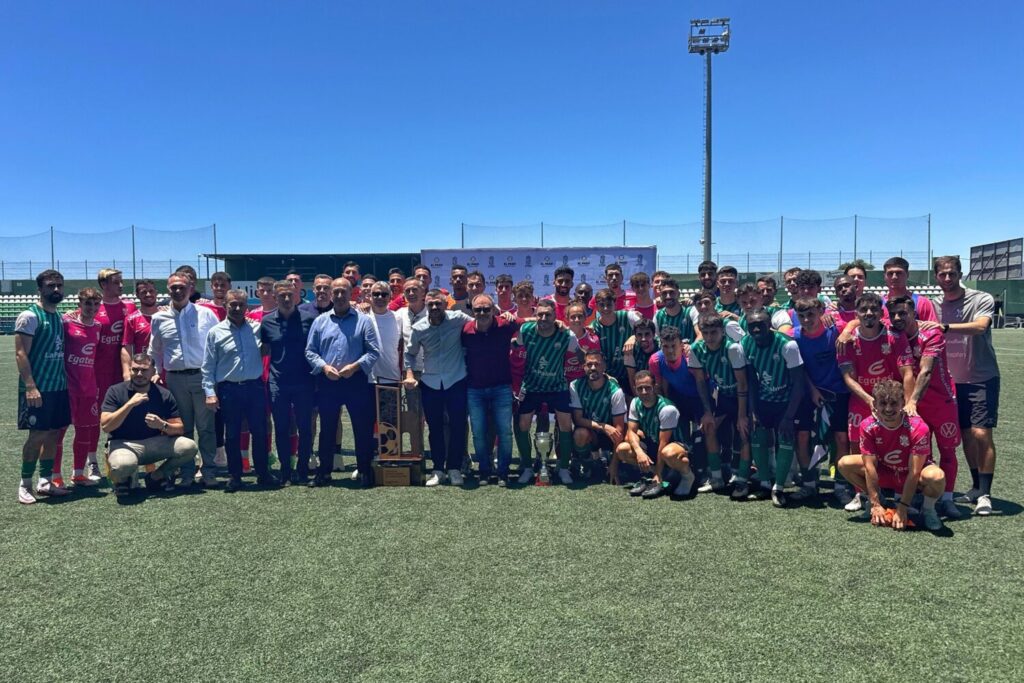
[1,1,1021,264]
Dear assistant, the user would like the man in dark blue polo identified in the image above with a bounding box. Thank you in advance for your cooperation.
[260,280,317,485]
[201,289,279,492]
[305,277,380,488]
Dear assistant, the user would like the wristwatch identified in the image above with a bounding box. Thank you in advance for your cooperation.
[942,323,950,334]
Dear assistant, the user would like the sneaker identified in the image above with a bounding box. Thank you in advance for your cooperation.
[497,477,509,488]
[425,470,446,487]
[937,498,962,519]
[350,469,359,481]
[673,470,696,497]
[696,480,714,493]
[922,506,943,531]
[975,494,993,516]
[844,493,865,512]
[790,485,817,502]
[18,483,36,505]
[517,468,534,485]
[309,455,320,471]
[709,476,726,492]
[730,482,749,501]
[213,447,227,468]
[448,469,464,486]
[86,462,103,482]
[71,474,100,487]
[642,480,667,499]
[629,479,650,497]
[51,476,66,489]
[557,468,573,485]
[35,479,70,497]
[954,488,981,504]
[750,486,772,501]
[834,486,855,507]
[771,488,787,508]
[144,473,175,493]
[113,481,133,498]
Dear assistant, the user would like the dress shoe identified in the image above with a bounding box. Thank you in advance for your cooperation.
[308,474,331,488]
[256,473,280,488]
[225,477,244,493]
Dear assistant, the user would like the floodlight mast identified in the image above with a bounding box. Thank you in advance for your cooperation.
[689,18,730,262]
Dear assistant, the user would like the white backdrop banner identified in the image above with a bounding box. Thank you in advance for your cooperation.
[419,246,658,292]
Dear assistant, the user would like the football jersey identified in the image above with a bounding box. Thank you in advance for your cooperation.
[859,415,932,480]
[519,322,579,393]
[198,301,227,322]
[15,303,67,392]
[628,395,684,443]
[715,297,742,316]
[569,376,627,424]
[837,327,913,395]
[794,324,847,395]
[63,313,100,396]
[245,307,275,382]
[905,327,956,402]
[655,306,697,341]
[649,350,701,398]
[122,309,153,354]
[687,337,747,397]
[883,291,938,323]
[95,299,137,389]
[564,328,601,382]
[541,294,573,323]
[624,338,660,374]
[740,331,803,403]
[591,310,639,378]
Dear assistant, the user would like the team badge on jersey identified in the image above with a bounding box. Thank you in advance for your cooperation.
[899,435,909,447]
[881,343,891,354]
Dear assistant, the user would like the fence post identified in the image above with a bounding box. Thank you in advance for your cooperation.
[926,213,932,284]
[460,222,464,249]
[808,251,811,269]
[853,214,858,261]
[746,252,750,274]
[30,259,33,275]
[540,222,545,248]
[778,216,784,274]
[686,254,690,273]
[131,224,137,280]
[839,250,842,265]
[622,219,627,247]
[169,259,172,275]
[141,259,144,278]
[1,261,4,279]
[85,259,88,276]
[50,226,55,268]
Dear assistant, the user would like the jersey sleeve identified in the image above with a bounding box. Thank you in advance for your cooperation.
[781,340,803,368]
[727,343,747,369]
[14,310,39,336]
[686,348,703,369]
[658,404,680,431]
[610,388,627,416]
[892,334,913,367]
[771,309,792,330]
[725,320,744,342]
[623,348,636,369]
[911,420,932,458]
[121,314,135,346]
[627,310,642,327]
[972,291,996,320]
[568,382,582,410]
[921,330,944,360]
[565,330,579,353]
[837,341,854,368]
[858,420,877,457]
[647,354,661,381]
[627,398,641,423]
[915,295,938,322]
[688,306,700,327]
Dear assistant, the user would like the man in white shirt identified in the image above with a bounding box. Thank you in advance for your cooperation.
[148,273,220,487]
[367,282,402,385]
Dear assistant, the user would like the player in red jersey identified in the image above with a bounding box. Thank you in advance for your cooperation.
[55,289,102,487]
[564,301,601,382]
[882,256,938,322]
[493,273,516,315]
[838,292,914,511]
[624,272,656,319]
[832,275,860,326]
[887,295,962,519]
[544,266,575,322]
[121,279,159,380]
[198,271,230,321]
[603,263,628,310]
[837,380,945,531]
[242,276,280,466]
[95,268,136,415]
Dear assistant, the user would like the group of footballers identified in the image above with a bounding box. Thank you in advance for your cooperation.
[14,254,1001,533]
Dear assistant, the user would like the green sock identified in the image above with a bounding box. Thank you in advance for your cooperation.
[737,458,751,481]
[514,428,532,467]
[774,440,795,488]
[751,428,770,485]
[557,430,572,468]
[38,458,54,480]
[707,451,721,473]
[573,441,591,459]
[21,460,36,479]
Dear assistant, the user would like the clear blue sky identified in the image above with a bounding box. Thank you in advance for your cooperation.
[2,1,1021,263]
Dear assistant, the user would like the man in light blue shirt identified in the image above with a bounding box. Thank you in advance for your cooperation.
[305,277,380,487]
[201,289,278,491]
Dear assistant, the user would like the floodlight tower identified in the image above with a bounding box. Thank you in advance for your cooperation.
[689,18,730,262]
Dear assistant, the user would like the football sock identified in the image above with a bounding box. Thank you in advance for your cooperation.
[774,440,795,488]
[38,458,54,480]
[937,445,958,493]
[922,495,938,511]
[707,450,721,472]
[736,457,751,482]
[556,430,572,468]
[514,428,532,465]
[751,428,770,487]
[979,472,993,496]
[969,467,980,490]
[21,460,36,480]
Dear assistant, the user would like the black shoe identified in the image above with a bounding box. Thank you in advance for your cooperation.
[358,472,375,489]
[308,474,331,488]
[629,479,650,497]
[256,474,280,488]
[113,481,133,498]
[730,482,750,501]
[143,473,171,492]
[750,486,772,501]
[642,480,668,499]
[225,477,244,493]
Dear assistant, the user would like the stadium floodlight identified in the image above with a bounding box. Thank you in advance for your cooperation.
[689,18,730,262]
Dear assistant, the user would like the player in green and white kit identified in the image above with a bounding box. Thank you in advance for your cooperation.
[570,350,627,481]
[688,313,751,499]
[14,269,72,504]
[516,299,582,485]
[590,288,641,391]
[654,278,699,341]
[740,309,806,507]
[612,371,695,499]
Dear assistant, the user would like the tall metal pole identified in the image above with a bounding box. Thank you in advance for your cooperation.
[461,222,465,249]
[778,216,784,274]
[212,223,218,277]
[540,221,545,248]
[50,226,55,268]
[131,224,137,280]
[622,219,627,247]
[853,214,858,262]
[702,51,712,263]
[926,213,932,284]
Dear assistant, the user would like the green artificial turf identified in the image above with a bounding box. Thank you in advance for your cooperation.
[1,333,1022,681]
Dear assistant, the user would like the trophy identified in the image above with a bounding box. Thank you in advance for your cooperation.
[533,431,552,486]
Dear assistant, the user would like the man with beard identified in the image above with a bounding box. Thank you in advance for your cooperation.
[833,274,860,326]
[545,265,575,322]
[121,279,160,380]
[654,279,698,341]
[15,270,72,503]
[570,351,627,475]
[300,274,334,317]
[54,288,102,488]
[446,264,472,313]
[603,263,628,310]
[95,268,137,421]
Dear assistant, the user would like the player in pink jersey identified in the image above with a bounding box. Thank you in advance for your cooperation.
[837,380,945,531]
[95,268,137,413]
[55,289,103,487]
[543,266,575,322]
[882,256,938,322]
[832,275,860,326]
[838,292,914,510]
[564,301,601,382]
[121,279,159,380]
[887,295,962,519]
[198,271,230,321]
[623,272,656,319]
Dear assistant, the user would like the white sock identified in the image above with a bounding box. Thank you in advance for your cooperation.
[922,495,938,511]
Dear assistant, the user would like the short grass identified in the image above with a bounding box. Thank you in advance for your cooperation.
[1,333,1023,681]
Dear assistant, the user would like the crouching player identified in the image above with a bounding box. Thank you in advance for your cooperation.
[570,351,627,480]
[611,371,695,499]
[837,380,945,531]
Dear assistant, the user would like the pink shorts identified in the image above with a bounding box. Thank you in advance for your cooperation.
[847,396,871,445]
[918,394,962,450]
[70,390,100,428]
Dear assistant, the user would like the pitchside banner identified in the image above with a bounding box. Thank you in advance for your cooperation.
[419,246,658,292]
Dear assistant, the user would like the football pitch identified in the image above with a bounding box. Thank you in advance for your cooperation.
[1,333,1022,681]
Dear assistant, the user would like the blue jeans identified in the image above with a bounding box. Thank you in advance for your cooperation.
[467,384,513,477]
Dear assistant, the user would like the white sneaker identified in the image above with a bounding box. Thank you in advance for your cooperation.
[309,455,320,471]
[18,483,36,505]
[448,469,464,486]
[517,468,534,485]
[557,468,573,485]
[86,462,103,482]
[350,469,359,481]
[425,470,445,487]
[844,493,864,512]
[214,447,227,468]
[975,494,993,516]
[696,479,714,493]
[673,470,696,497]
[955,487,981,504]
[922,506,943,531]
[35,479,69,497]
